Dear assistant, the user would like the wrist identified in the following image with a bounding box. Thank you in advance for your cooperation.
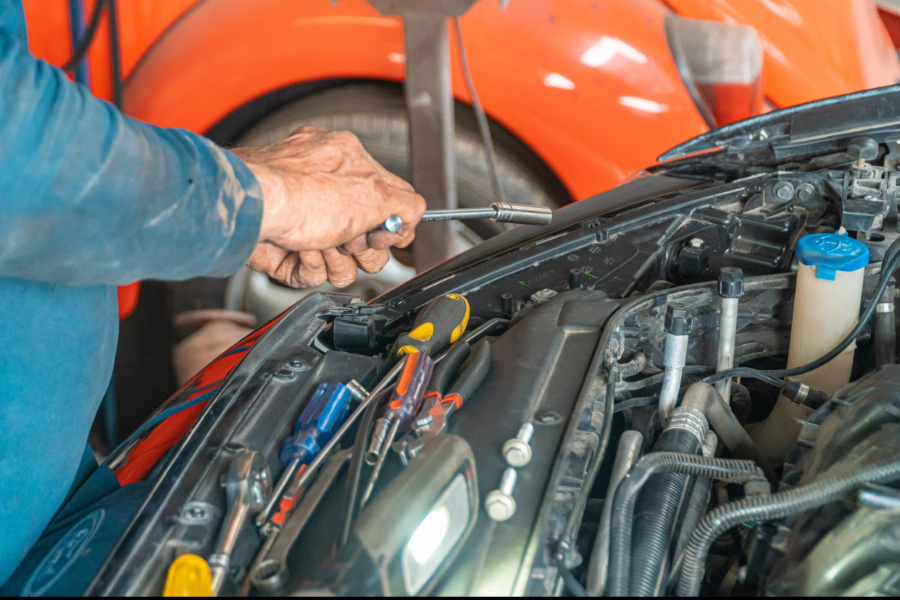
[233,150,288,245]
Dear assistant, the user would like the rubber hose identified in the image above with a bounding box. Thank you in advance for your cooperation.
[669,476,712,585]
[681,383,777,488]
[339,387,390,546]
[606,454,765,597]
[452,339,492,401]
[629,429,702,596]
[676,456,900,597]
[618,352,647,378]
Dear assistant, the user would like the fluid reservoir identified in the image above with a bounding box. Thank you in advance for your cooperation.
[749,232,869,463]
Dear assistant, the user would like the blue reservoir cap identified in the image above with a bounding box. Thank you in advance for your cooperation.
[796,233,869,281]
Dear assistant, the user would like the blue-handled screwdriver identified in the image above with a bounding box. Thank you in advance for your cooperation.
[256,381,353,527]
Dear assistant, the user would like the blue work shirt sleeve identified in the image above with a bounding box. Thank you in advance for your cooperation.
[0,3,263,286]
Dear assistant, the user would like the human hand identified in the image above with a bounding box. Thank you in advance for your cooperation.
[231,126,425,288]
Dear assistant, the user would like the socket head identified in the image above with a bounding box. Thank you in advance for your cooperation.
[502,439,533,467]
[485,490,517,522]
[383,215,403,233]
[665,306,693,335]
[718,267,744,298]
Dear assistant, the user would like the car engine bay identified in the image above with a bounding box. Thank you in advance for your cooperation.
[16,111,900,597]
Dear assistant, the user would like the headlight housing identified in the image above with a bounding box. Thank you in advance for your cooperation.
[294,434,478,596]
[665,15,765,127]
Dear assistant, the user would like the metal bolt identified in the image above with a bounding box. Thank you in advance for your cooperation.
[796,182,816,203]
[688,238,704,249]
[485,468,518,522]
[289,359,310,371]
[502,423,534,467]
[773,181,794,201]
[530,289,558,305]
[415,414,434,429]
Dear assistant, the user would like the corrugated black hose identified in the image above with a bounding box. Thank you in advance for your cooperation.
[677,456,900,597]
[628,428,702,596]
[606,454,765,597]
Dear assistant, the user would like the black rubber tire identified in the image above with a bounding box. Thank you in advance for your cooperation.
[233,81,572,241]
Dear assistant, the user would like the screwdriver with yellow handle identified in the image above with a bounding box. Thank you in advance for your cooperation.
[394,293,470,359]
[163,554,213,597]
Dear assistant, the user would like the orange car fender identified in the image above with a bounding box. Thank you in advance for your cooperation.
[124,0,708,201]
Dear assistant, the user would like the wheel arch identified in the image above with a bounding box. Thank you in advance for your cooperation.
[123,0,708,201]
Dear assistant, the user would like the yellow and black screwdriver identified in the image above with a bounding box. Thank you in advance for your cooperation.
[393,293,471,359]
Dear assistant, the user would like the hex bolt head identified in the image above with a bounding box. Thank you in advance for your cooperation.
[485,468,518,522]
[485,489,517,521]
[415,414,434,429]
[665,306,694,336]
[795,182,816,203]
[502,423,535,467]
[503,439,532,467]
[773,181,795,201]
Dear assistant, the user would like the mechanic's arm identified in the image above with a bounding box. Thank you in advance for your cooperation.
[0,7,423,288]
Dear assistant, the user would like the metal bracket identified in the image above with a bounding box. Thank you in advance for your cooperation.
[366,0,479,270]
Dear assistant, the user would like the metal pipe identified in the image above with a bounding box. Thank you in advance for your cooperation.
[587,430,643,596]
[715,268,743,401]
[659,306,692,422]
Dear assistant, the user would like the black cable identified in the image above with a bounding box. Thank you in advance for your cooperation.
[561,361,619,546]
[556,553,588,597]
[107,0,124,109]
[63,0,108,73]
[338,387,390,547]
[705,237,900,387]
[452,17,506,204]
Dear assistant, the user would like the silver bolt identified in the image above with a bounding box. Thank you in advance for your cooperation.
[688,238,704,249]
[485,468,518,522]
[530,289,558,305]
[795,182,815,203]
[415,414,434,429]
[502,423,534,467]
[773,181,794,201]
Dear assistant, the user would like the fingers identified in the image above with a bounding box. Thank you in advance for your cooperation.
[321,248,358,288]
[354,248,390,274]
[295,251,328,287]
[290,124,329,137]
[340,234,371,256]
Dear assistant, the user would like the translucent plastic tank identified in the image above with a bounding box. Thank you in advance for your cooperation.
[750,232,869,463]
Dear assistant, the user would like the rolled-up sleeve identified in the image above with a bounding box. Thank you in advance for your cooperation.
[0,1,263,286]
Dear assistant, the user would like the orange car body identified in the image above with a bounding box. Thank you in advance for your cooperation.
[24,0,900,205]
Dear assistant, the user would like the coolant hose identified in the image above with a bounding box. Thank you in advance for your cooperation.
[669,433,718,587]
[618,352,647,378]
[607,453,766,596]
[681,382,777,488]
[677,456,900,596]
[628,428,703,596]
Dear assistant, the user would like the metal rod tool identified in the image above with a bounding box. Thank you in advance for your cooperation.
[382,202,552,232]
